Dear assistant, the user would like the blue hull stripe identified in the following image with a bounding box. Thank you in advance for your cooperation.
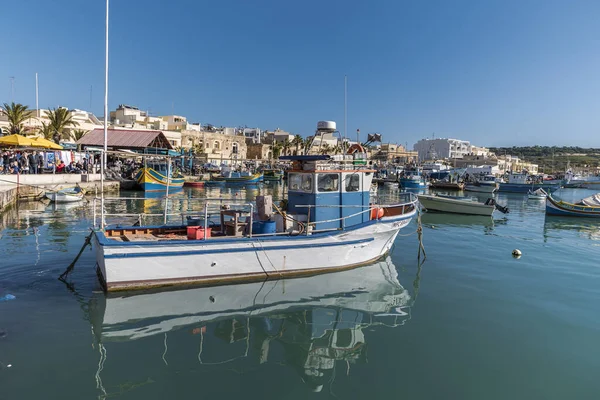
[103,237,374,259]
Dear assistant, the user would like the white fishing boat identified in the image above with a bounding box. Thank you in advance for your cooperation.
[418,193,508,216]
[45,187,84,203]
[464,174,499,193]
[528,188,547,200]
[91,127,419,292]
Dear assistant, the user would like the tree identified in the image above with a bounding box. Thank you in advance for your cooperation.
[320,144,332,155]
[71,129,88,141]
[282,138,292,156]
[292,134,304,155]
[271,142,282,159]
[46,107,79,143]
[1,102,32,135]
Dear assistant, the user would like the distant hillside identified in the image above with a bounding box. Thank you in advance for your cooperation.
[488,146,600,173]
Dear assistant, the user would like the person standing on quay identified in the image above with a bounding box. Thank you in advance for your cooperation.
[29,151,37,174]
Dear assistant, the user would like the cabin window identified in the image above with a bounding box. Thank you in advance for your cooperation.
[318,173,339,192]
[345,174,360,192]
[289,173,313,192]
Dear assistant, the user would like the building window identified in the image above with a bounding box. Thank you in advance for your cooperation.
[214,141,220,150]
[317,173,339,192]
[232,142,239,154]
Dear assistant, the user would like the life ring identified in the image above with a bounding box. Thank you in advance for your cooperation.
[370,207,384,220]
[347,144,365,154]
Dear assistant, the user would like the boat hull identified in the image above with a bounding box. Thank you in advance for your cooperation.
[136,168,184,191]
[93,213,415,291]
[183,181,205,188]
[208,173,263,185]
[545,195,600,217]
[400,180,427,189]
[418,195,494,216]
[45,192,84,203]
[464,183,498,193]
[498,183,558,193]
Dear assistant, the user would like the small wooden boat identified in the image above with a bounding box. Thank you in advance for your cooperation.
[45,186,84,203]
[135,166,185,191]
[528,188,547,200]
[546,193,600,217]
[418,194,508,216]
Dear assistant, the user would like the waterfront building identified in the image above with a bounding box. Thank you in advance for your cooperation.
[413,138,471,161]
[181,129,248,165]
[243,128,264,144]
[371,143,418,164]
[497,155,539,174]
[161,115,201,132]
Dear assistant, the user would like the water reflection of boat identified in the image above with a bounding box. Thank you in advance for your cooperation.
[88,258,417,395]
[543,217,600,241]
[421,211,495,229]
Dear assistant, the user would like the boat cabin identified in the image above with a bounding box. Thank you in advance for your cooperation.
[282,155,374,231]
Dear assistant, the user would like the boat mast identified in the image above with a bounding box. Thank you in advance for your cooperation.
[102,0,109,191]
[344,75,347,152]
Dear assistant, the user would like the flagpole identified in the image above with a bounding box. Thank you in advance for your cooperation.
[35,73,39,118]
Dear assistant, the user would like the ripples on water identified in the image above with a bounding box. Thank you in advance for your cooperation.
[0,185,599,399]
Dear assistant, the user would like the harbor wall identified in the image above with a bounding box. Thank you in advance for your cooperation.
[0,174,122,214]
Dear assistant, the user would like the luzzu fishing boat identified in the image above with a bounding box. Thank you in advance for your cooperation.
[262,169,284,182]
[135,164,184,191]
[206,171,263,185]
[91,130,419,291]
[546,192,600,217]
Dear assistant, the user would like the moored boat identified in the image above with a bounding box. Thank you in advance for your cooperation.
[546,193,600,217]
[135,165,184,191]
[91,135,419,292]
[45,186,84,203]
[464,174,499,193]
[528,188,547,200]
[498,173,560,193]
[429,181,465,190]
[206,171,263,185]
[418,193,508,216]
[262,169,284,182]
[399,168,427,189]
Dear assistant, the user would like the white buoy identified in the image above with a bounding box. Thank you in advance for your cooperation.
[512,249,522,258]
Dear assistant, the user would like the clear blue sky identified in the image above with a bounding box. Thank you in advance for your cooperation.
[3,0,600,147]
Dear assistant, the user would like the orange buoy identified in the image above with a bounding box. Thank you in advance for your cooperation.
[370,207,384,220]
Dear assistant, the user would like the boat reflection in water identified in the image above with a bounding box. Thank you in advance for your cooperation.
[543,216,600,242]
[89,257,419,396]
[421,211,495,232]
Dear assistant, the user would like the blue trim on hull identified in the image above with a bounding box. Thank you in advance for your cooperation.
[499,183,559,193]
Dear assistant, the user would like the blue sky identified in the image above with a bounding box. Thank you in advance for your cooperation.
[3,0,600,147]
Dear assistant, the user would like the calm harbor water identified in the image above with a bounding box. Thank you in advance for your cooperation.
[1,185,599,399]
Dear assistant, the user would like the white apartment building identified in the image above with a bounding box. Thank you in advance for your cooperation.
[161,115,201,132]
[413,138,471,161]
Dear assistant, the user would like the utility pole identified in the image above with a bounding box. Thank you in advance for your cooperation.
[35,73,39,117]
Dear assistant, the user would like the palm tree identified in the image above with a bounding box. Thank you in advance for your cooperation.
[46,107,79,143]
[320,144,332,155]
[282,138,292,156]
[39,121,54,140]
[271,142,283,159]
[292,134,304,155]
[1,102,32,135]
[71,129,88,141]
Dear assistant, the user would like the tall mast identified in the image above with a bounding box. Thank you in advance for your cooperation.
[102,0,109,190]
[344,75,347,149]
[35,73,39,117]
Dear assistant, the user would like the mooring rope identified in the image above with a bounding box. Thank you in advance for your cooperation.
[59,230,93,280]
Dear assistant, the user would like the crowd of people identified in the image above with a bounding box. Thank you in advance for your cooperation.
[0,150,97,175]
